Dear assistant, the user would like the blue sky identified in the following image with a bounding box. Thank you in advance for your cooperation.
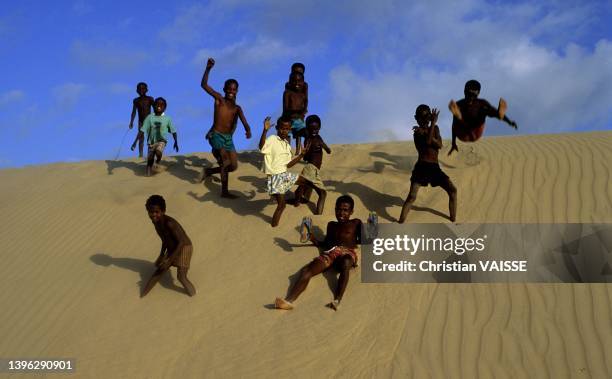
[1,0,611,168]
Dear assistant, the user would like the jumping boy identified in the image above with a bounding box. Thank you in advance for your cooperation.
[283,71,308,155]
[275,195,362,311]
[201,57,252,198]
[398,105,457,223]
[138,97,179,177]
[259,116,319,227]
[293,114,329,214]
[128,82,155,158]
[141,195,196,297]
[448,79,518,155]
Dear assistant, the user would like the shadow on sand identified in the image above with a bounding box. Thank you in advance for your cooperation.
[90,253,186,296]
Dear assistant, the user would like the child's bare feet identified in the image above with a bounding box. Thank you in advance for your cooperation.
[131,142,137,151]
[327,299,340,311]
[448,100,463,120]
[498,97,507,120]
[275,297,294,310]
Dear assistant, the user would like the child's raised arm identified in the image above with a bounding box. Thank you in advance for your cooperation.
[427,108,442,148]
[259,116,272,150]
[201,58,223,100]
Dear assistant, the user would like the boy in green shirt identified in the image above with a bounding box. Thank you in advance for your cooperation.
[138,97,179,177]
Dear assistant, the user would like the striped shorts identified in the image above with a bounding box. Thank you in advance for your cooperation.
[171,245,193,269]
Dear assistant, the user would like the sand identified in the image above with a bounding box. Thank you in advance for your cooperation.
[1,131,611,378]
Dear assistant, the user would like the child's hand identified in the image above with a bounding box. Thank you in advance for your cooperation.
[206,58,215,69]
[302,140,312,155]
[173,142,179,152]
[129,123,133,129]
[431,108,439,125]
[245,129,252,139]
[263,116,272,131]
[159,257,172,271]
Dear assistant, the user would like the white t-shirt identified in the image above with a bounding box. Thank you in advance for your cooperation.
[261,135,293,175]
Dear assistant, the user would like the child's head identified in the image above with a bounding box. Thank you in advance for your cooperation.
[335,195,354,222]
[305,115,321,137]
[153,97,167,115]
[223,79,239,101]
[464,80,481,99]
[289,72,304,91]
[414,104,431,127]
[145,195,166,223]
[276,116,292,140]
[291,62,305,75]
[136,82,148,96]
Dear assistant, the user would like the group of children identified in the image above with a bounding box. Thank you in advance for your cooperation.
[132,60,518,310]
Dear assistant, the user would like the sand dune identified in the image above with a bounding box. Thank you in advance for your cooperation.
[1,131,611,378]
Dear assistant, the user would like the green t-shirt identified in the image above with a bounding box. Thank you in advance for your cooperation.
[140,114,176,144]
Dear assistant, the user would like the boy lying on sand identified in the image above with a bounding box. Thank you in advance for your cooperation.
[275,195,362,311]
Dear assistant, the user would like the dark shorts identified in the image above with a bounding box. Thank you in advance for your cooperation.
[410,161,449,187]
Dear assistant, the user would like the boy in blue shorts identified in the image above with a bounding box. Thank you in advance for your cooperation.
[201,58,252,198]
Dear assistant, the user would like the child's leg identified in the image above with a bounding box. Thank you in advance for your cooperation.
[284,259,328,303]
[155,150,162,164]
[141,268,166,297]
[146,147,155,176]
[138,132,144,158]
[272,194,286,227]
[220,151,239,198]
[398,182,421,223]
[440,178,457,222]
[202,150,222,181]
[293,185,304,207]
[313,186,326,215]
[295,136,302,155]
[177,268,196,296]
[330,255,354,308]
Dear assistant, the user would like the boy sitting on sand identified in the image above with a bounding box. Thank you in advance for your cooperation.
[201,57,252,198]
[259,116,319,227]
[128,82,154,158]
[138,97,179,177]
[293,114,329,214]
[275,195,362,311]
[398,105,457,223]
[448,79,518,155]
[141,195,196,297]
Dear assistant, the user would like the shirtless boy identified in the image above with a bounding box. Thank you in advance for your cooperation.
[398,105,457,223]
[141,195,196,297]
[275,195,362,311]
[201,58,252,198]
[128,82,154,158]
[448,79,518,155]
[283,71,308,154]
[293,114,329,214]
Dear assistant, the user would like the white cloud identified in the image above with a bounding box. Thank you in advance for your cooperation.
[52,83,86,111]
[193,36,318,68]
[0,90,25,106]
[320,1,612,142]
